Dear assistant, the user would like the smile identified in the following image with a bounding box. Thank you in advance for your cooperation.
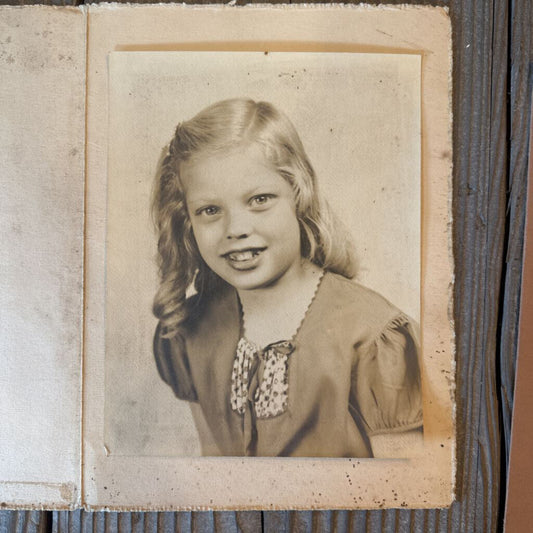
[222,247,266,268]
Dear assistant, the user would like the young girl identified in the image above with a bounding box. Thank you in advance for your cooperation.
[152,98,422,458]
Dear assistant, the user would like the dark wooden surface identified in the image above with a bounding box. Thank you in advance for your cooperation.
[1,0,532,531]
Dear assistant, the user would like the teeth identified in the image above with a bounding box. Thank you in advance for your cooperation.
[227,249,261,261]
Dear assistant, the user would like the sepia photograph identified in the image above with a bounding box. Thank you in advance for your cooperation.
[104,51,423,459]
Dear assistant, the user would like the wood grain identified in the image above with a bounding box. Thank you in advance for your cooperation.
[1,0,532,530]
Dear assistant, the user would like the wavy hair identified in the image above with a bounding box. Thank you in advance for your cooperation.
[152,98,357,337]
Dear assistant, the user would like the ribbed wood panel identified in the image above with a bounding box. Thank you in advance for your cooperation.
[0,511,46,533]
[1,0,532,531]
[453,0,506,530]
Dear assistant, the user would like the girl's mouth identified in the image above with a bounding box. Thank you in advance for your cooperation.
[223,247,266,268]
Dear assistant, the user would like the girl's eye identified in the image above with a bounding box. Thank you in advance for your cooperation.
[196,206,220,217]
[250,194,274,207]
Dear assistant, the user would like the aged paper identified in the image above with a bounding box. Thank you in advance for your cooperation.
[0,6,86,509]
[84,4,454,510]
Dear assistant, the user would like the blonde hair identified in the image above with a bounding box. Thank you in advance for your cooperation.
[152,98,357,336]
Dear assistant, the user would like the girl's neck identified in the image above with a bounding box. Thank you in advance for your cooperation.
[237,261,324,348]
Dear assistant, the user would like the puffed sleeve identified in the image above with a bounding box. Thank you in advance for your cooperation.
[351,314,423,436]
[153,322,198,402]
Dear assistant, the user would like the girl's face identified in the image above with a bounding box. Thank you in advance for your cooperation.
[180,144,303,293]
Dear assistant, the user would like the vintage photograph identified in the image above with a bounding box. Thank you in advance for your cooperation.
[104,51,422,458]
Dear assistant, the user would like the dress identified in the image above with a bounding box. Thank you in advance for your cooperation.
[153,272,423,457]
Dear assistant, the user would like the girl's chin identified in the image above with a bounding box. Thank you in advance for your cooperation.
[222,268,296,293]
[225,275,273,292]
[218,269,272,291]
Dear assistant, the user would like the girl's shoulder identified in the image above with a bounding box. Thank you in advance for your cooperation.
[320,272,401,317]
[315,272,415,342]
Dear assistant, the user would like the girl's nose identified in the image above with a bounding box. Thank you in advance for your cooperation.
[226,209,252,239]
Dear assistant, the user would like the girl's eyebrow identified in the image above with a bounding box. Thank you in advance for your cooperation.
[185,194,219,207]
[244,185,280,197]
